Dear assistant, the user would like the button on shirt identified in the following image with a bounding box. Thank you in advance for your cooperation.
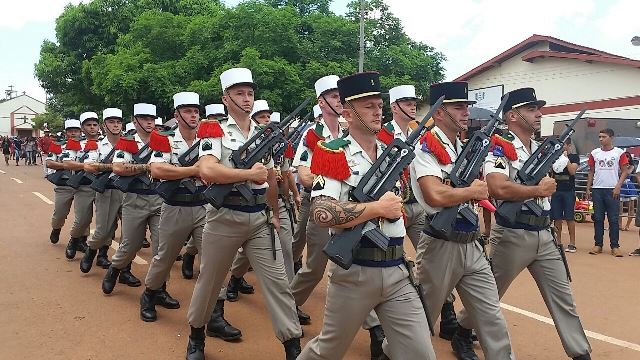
[198,116,273,190]
[483,131,551,211]
[292,119,342,168]
[310,134,406,238]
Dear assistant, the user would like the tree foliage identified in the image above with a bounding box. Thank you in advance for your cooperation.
[35,0,445,120]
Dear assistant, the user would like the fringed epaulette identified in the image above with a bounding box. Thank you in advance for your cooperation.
[149,130,171,153]
[305,123,324,152]
[376,122,394,145]
[197,120,224,139]
[310,138,351,181]
[490,133,518,161]
[49,142,63,155]
[284,141,295,159]
[83,139,98,151]
[65,138,82,151]
[419,130,451,165]
[115,137,139,154]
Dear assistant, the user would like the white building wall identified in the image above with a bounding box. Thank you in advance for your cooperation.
[0,95,46,136]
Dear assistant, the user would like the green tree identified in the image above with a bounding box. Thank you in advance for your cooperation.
[32,110,65,133]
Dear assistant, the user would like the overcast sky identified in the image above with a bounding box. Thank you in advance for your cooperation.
[1,0,638,103]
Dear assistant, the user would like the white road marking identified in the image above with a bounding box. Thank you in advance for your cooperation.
[501,303,640,352]
[95,229,148,265]
[10,177,23,183]
[32,192,54,205]
[0,169,6,174]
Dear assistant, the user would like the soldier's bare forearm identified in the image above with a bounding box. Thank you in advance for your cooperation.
[311,195,379,229]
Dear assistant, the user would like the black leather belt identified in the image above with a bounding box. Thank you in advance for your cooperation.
[423,227,478,244]
[515,213,550,227]
[223,194,267,207]
[354,245,404,262]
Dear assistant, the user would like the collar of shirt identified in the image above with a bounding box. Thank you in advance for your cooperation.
[320,119,340,141]
[225,115,260,140]
[390,120,407,141]
[343,134,384,165]
[432,125,462,156]
[508,130,540,157]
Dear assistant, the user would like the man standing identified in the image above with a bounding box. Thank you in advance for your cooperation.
[13,136,22,166]
[79,108,124,273]
[586,128,632,257]
[551,138,580,252]
[185,67,302,360]
[299,71,435,360]
[455,88,592,360]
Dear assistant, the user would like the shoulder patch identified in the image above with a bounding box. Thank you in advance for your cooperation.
[154,151,164,157]
[312,175,325,191]
[201,139,213,151]
[116,151,125,159]
[300,150,309,162]
[494,157,507,170]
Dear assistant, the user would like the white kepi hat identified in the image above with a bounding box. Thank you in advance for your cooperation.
[205,104,226,117]
[79,111,99,124]
[270,112,281,123]
[155,117,164,126]
[133,103,157,117]
[389,85,418,103]
[313,104,321,118]
[125,122,135,133]
[250,100,272,118]
[220,68,256,91]
[102,108,123,121]
[65,119,81,129]
[173,92,199,108]
[314,75,339,98]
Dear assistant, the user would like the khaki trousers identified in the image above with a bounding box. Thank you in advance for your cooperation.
[231,199,295,281]
[87,189,122,250]
[51,185,75,230]
[404,202,425,250]
[110,193,162,269]
[69,185,95,238]
[144,203,205,290]
[458,225,591,358]
[299,263,436,360]
[416,232,513,360]
[290,217,330,306]
[291,190,311,262]
[187,207,302,342]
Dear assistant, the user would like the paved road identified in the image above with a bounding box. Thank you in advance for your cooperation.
[1,164,639,359]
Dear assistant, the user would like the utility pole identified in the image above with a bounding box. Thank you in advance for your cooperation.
[358,0,365,72]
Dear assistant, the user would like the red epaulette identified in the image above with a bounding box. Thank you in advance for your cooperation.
[305,128,323,152]
[149,130,171,153]
[197,120,224,139]
[376,126,394,145]
[310,139,351,181]
[49,143,63,155]
[419,130,451,165]
[490,134,518,161]
[284,141,295,159]
[115,137,139,154]
[66,138,82,151]
[83,139,98,151]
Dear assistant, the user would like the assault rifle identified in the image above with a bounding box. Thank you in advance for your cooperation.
[323,96,446,270]
[203,97,311,208]
[155,139,200,201]
[495,109,586,223]
[46,149,72,186]
[428,94,509,236]
[90,147,118,193]
[273,110,313,159]
[66,151,93,189]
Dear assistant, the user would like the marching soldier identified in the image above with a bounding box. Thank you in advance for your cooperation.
[410,82,513,360]
[455,88,592,360]
[79,108,124,273]
[299,71,436,360]
[185,67,302,360]
[101,103,163,294]
[47,120,81,245]
[61,112,101,259]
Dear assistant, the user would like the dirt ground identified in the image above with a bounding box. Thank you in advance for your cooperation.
[1,163,639,360]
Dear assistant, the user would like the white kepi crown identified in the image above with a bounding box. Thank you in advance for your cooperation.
[389,85,418,103]
[133,103,157,117]
[270,112,281,123]
[65,119,81,129]
[314,75,339,98]
[250,100,272,118]
[125,123,135,133]
[155,117,163,126]
[313,104,321,118]
[220,68,256,91]
[205,104,226,117]
[173,92,199,108]
[79,112,99,123]
[103,108,123,121]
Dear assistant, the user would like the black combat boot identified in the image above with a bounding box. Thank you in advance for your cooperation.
[80,247,98,273]
[182,253,195,279]
[95,245,111,269]
[297,307,311,325]
[439,301,459,340]
[206,300,242,341]
[65,237,80,259]
[140,288,158,322]
[369,325,385,360]
[50,228,61,244]
[156,282,180,309]
[78,236,89,253]
[451,326,479,360]
[573,355,591,360]
[118,263,141,287]
[186,326,205,360]
[102,265,121,294]
[142,238,150,248]
[226,275,252,301]
[283,337,301,360]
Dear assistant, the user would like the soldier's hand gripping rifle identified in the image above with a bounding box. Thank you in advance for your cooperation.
[90,148,118,193]
[155,139,201,201]
[273,110,314,159]
[495,109,586,223]
[68,147,117,189]
[428,94,509,236]
[323,96,446,270]
[203,97,311,208]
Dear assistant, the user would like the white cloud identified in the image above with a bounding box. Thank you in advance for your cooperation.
[0,0,84,30]
[595,0,640,58]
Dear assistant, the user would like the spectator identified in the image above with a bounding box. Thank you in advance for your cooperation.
[629,165,640,256]
[24,137,35,165]
[586,128,633,257]
[551,138,580,252]
[620,156,638,231]
[13,137,23,166]
[2,136,10,165]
